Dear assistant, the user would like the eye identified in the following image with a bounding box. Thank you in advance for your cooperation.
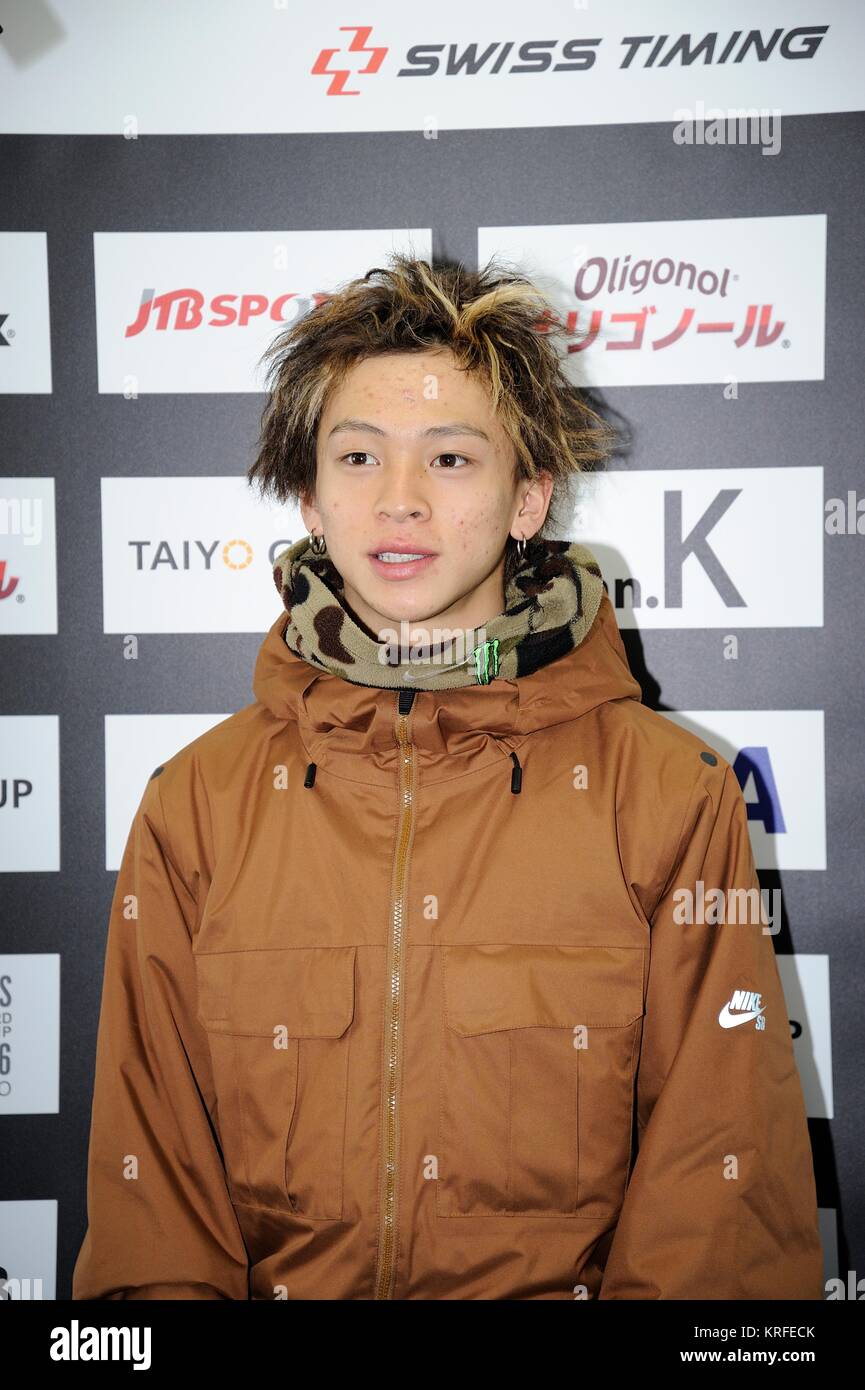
[341,451,377,466]
[431,453,470,469]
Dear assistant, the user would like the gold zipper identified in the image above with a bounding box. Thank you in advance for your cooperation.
[373,691,416,1300]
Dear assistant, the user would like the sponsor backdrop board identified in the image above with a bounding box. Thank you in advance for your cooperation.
[0,0,863,1300]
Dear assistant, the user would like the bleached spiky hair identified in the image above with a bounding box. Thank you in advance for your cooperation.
[248,252,614,581]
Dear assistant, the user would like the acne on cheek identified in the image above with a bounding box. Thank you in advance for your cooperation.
[446,519,504,564]
[453,505,505,537]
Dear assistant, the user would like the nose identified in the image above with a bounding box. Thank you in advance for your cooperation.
[373,459,432,522]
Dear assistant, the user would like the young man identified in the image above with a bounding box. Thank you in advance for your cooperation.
[73,255,823,1300]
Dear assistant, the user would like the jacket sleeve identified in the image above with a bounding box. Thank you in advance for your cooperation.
[598,760,824,1300]
[72,770,250,1300]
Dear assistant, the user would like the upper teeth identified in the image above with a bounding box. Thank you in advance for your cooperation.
[377,552,426,561]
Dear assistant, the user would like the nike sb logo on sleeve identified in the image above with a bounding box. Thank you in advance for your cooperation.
[718,989,766,1030]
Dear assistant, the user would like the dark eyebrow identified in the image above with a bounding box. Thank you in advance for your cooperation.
[327,418,492,443]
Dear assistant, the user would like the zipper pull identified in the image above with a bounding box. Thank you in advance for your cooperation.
[509,750,522,794]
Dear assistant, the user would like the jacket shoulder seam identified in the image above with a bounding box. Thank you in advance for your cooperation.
[150,773,200,908]
[651,771,707,916]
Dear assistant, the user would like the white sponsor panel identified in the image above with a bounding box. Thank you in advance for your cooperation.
[0,2,858,135]
[94,228,431,393]
[102,476,304,632]
[105,713,232,870]
[776,953,832,1120]
[480,215,825,386]
[0,955,60,1114]
[0,479,58,634]
[0,717,60,871]
[561,466,823,627]
[662,709,826,871]
[0,1200,57,1300]
[0,234,52,393]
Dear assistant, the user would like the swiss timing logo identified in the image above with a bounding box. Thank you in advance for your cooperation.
[311,26,388,96]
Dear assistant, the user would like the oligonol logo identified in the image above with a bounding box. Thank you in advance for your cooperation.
[482,215,825,386]
[572,250,733,303]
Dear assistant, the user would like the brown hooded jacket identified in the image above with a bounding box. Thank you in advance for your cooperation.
[72,539,823,1300]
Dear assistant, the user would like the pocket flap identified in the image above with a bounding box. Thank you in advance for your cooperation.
[194,945,356,1038]
[443,944,645,1034]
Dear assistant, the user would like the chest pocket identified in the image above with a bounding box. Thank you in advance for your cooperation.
[194,945,356,1218]
[436,943,645,1219]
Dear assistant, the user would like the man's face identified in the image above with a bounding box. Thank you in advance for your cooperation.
[300,348,552,637]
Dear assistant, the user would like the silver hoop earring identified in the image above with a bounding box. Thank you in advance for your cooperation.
[515,535,527,561]
[309,531,326,555]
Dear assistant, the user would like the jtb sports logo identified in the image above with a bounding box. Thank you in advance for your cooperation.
[719,989,765,1030]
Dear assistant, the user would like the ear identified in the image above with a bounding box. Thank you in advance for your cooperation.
[510,470,554,540]
[299,491,323,536]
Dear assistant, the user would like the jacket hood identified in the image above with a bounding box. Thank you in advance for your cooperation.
[253,537,642,790]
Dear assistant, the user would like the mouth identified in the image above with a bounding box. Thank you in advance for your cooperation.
[368,549,438,580]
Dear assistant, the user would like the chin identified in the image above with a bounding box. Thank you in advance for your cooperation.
[371,597,438,627]
[366,586,450,629]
